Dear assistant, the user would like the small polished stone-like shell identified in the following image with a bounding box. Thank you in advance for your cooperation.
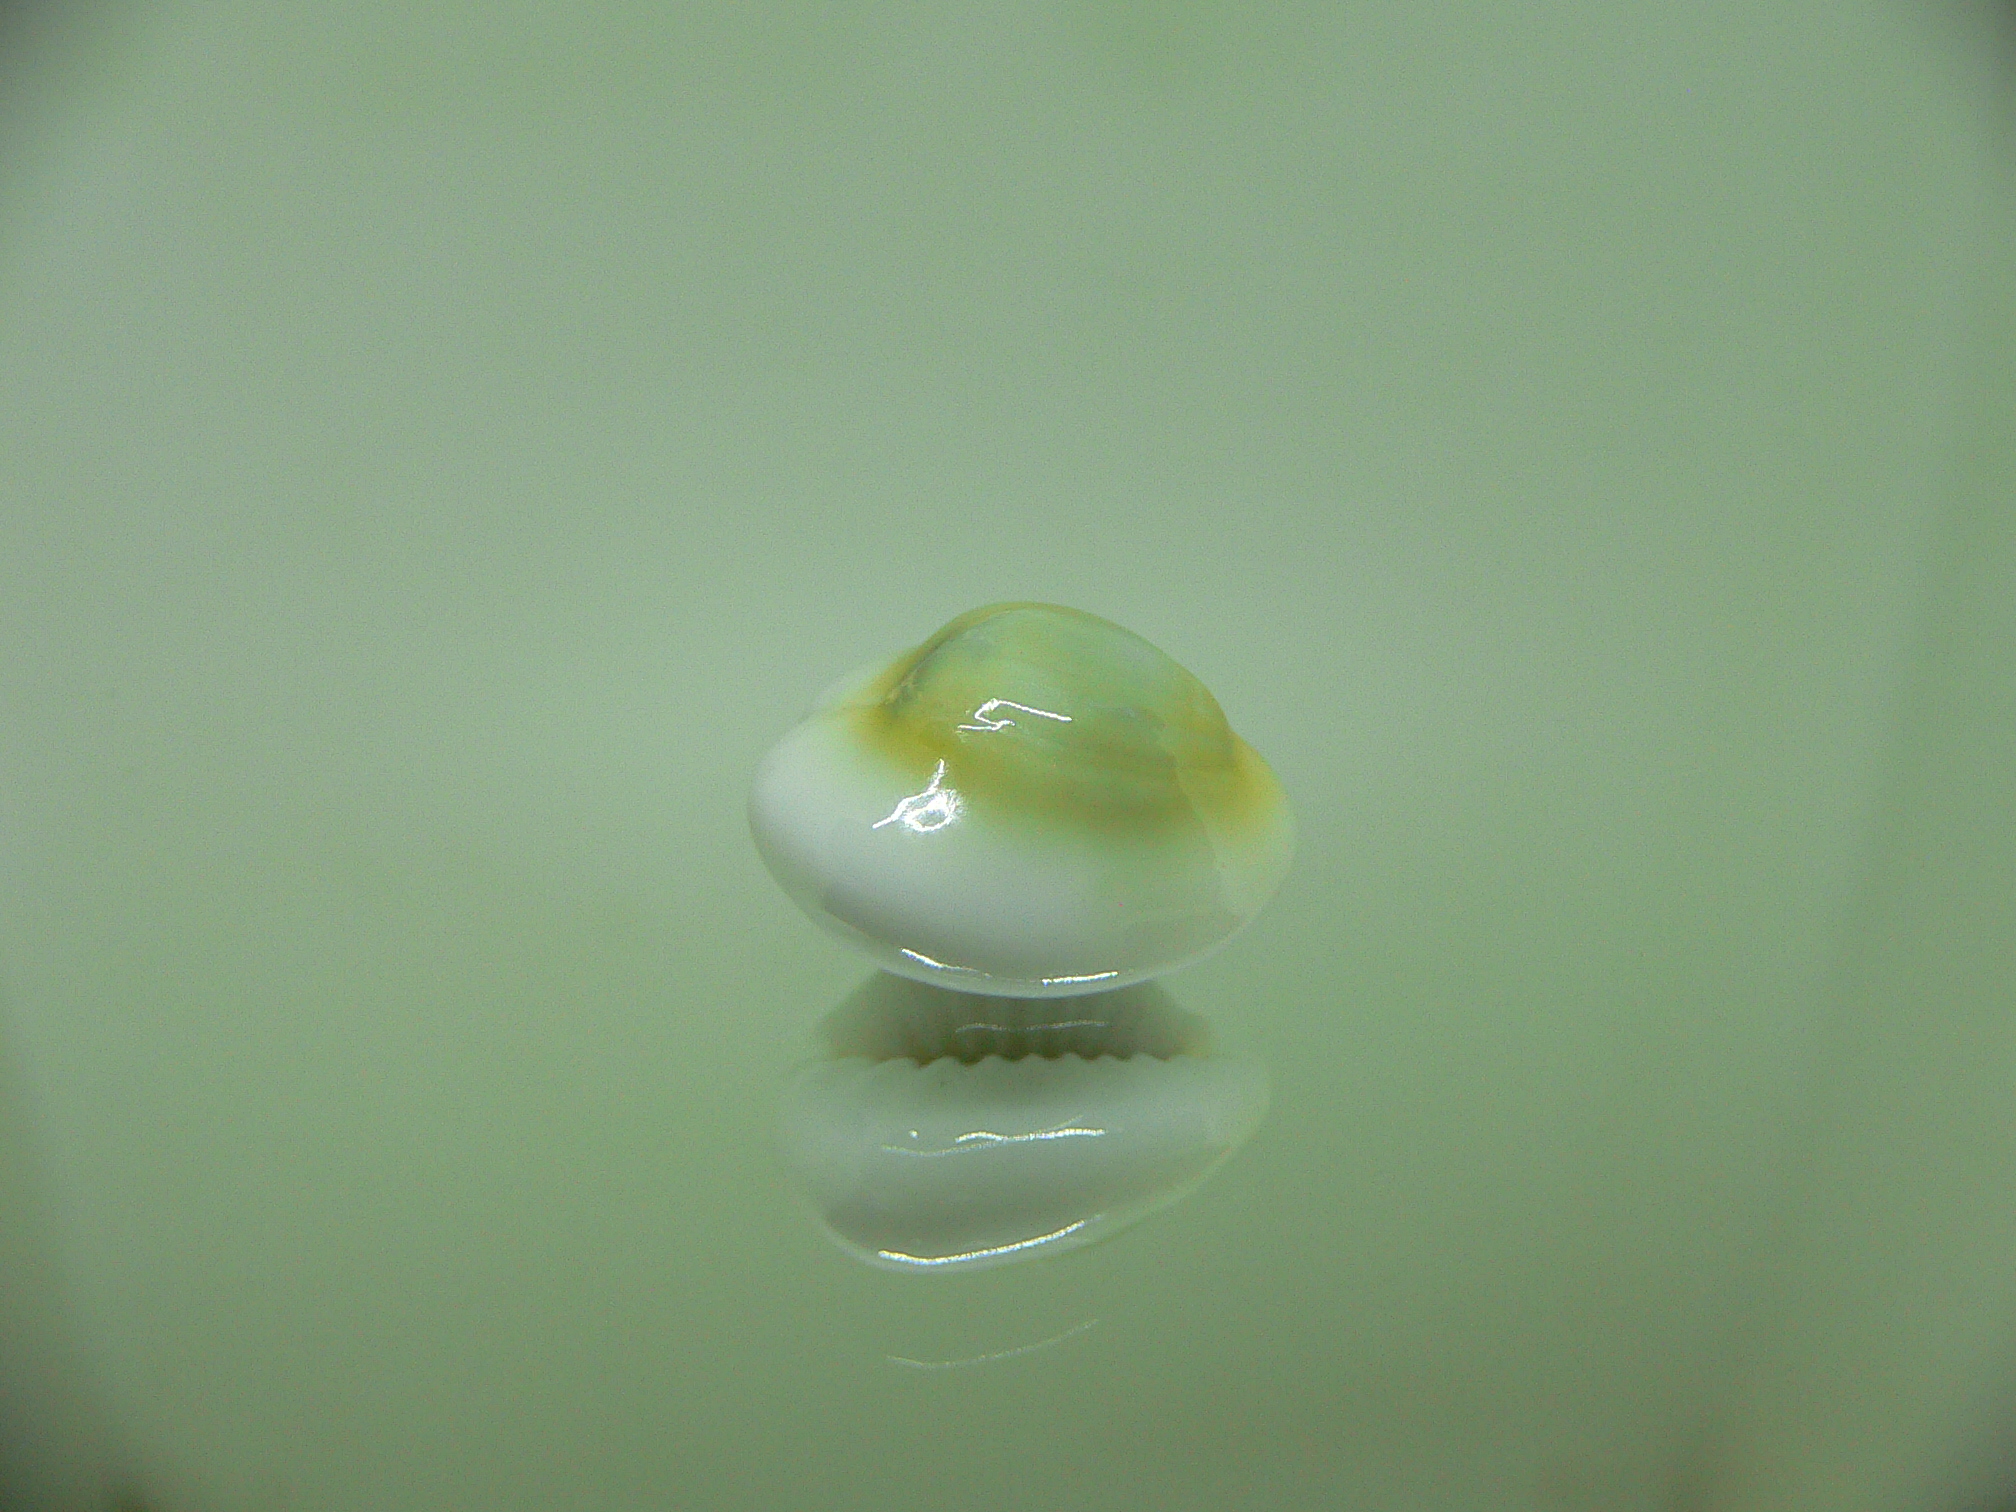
[749,603,1294,997]
[778,974,1270,1273]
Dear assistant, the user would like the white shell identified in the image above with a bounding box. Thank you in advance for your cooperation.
[749,604,1294,997]
[778,975,1269,1273]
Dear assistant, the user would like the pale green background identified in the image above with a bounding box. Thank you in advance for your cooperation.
[1,2,2012,1509]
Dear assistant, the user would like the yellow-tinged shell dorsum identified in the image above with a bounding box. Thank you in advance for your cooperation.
[748,604,1294,997]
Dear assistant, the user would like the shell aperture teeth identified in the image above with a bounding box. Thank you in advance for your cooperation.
[819,973,1211,1065]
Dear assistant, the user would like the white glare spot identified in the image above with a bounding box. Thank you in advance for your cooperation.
[1039,970,1121,987]
[872,760,961,833]
[898,947,981,976]
[958,698,1072,733]
[883,1120,1107,1158]
[876,1220,1090,1268]
[953,1125,1106,1145]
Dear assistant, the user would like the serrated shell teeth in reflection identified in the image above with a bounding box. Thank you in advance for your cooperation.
[778,975,1269,1273]
[748,603,1294,997]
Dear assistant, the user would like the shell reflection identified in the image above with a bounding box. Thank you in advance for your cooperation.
[779,973,1269,1273]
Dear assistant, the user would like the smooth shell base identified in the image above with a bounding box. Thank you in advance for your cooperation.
[783,1055,1269,1273]
[751,716,1288,996]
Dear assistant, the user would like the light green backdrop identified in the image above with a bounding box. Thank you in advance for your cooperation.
[1,2,2010,1509]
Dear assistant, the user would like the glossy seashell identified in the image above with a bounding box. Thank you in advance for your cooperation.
[779,974,1270,1273]
[749,603,1294,997]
